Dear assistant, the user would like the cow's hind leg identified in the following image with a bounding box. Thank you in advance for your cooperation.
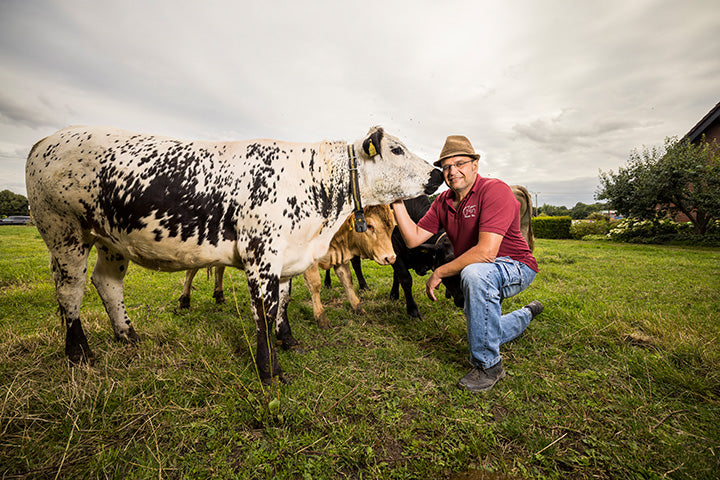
[42,223,94,364]
[91,243,139,343]
[275,279,301,351]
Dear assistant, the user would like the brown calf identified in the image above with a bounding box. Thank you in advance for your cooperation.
[179,205,396,329]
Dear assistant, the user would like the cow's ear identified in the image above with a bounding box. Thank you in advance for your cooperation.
[362,127,384,159]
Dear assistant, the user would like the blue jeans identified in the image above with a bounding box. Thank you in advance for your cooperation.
[460,257,537,369]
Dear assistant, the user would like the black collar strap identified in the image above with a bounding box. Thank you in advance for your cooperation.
[347,144,367,233]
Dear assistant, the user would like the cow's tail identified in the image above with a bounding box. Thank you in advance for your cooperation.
[516,185,534,252]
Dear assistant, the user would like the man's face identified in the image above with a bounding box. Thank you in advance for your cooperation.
[440,155,478,193]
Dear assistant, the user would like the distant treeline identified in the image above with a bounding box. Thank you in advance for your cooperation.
[0,190,30,217]
[536,202,608,219]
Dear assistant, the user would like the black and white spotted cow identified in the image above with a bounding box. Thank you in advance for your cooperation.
[26,125,443,384]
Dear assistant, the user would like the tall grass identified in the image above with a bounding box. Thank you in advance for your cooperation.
[1,225,718,479]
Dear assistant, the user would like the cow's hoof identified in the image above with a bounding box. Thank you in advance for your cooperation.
[178,296,191,309]
[353,306,366,315]
[390,292,399,301]
[261,374,290,386]
[116,326,141,344]
[66,347,95,366]
[408,309,421,319]
[277,337,303,352]
[358,283,370,291]
[316,315,331,329]
[213,292,225,305]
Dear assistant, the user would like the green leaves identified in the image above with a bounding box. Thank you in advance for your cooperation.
[598,136,720,234]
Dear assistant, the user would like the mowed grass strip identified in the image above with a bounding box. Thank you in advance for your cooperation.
[1,225,718,479]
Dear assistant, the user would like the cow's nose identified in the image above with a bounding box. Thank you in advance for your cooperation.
[424,169,444,194]
[385,254,397,265]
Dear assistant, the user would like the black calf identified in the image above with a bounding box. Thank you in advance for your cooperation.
[390,196,463,318]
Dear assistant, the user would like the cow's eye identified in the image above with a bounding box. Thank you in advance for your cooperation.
[367,224,375,233]
[390,146,404,155]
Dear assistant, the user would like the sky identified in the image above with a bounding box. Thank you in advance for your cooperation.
[1,0,718,207]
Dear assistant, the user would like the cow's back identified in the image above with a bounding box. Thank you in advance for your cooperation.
[26,126,349,272]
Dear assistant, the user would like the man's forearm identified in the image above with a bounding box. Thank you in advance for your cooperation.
[433,237,501,279]
[392,201,431,248]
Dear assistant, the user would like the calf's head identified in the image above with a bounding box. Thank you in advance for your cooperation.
[348,204,397,265]
[356,127,443,205]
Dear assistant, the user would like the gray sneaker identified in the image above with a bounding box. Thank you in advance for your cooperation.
[458,360,506,392]
[524,300,544,319]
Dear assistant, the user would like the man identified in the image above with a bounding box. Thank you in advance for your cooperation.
[392,135,543,392]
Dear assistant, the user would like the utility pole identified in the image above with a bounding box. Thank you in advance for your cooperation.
[531,192,541,217]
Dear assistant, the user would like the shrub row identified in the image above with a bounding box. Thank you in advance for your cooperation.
[532,216,572,239]
[569,219,619,240]
[532,216,720,246]
[606,218,720,246]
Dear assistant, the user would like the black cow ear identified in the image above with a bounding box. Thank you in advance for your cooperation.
[362,128,384,159]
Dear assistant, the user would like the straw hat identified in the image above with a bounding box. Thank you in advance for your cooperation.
[433,135,481,167]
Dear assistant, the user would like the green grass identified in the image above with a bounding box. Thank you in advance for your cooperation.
[1,225,719,479]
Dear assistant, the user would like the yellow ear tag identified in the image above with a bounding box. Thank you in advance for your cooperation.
[368,141,377,157]
[350,217,355,231]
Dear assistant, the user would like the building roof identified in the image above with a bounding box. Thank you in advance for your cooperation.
[684,101,720,142]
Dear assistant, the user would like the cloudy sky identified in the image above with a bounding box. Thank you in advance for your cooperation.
[1,0,718,207]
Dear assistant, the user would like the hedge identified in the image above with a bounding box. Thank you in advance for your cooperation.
[532,216,572,239]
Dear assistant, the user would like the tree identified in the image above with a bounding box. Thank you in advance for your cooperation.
[597,136,720,234]
[569,202,607,219]
[537,204,569,217]
[0,190,30,217]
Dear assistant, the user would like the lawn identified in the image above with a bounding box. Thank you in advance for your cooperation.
[1,225,718,479]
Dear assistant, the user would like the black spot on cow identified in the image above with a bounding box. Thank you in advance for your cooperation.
[94,138,241,247]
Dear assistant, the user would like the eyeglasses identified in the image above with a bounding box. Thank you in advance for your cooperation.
[441,159,474,173]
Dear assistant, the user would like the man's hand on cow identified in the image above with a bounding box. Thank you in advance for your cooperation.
[426,271,443,301]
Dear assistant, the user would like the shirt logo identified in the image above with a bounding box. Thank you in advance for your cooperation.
[463,205,477,218]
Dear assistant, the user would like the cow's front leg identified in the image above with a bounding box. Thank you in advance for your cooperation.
[398,262,421,318]
[350,256,369,291]
[335,262,364,315]
[303,263,331,329]
[245,264,284,385]
[390,265,401,300]
[213,266,226,304]
[179,268,199,309]
[275,278,301,351]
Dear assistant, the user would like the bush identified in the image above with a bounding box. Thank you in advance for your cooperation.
[608,218,720,246]
[609,218,680,242]
[581,234,611,241]
[570,220,610,239]
[532,215,572,239]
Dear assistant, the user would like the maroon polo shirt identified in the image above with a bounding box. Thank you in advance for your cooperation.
[418,176,538,272]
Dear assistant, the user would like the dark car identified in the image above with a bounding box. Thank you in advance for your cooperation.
[0,215,32,225]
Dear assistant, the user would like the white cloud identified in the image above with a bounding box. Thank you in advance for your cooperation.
[1,0,718,205]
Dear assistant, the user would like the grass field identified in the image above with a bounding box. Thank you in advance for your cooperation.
[1,225,719,479]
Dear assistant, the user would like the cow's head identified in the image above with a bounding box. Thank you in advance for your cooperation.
[355,127,443,205]
[347,204,397,265]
